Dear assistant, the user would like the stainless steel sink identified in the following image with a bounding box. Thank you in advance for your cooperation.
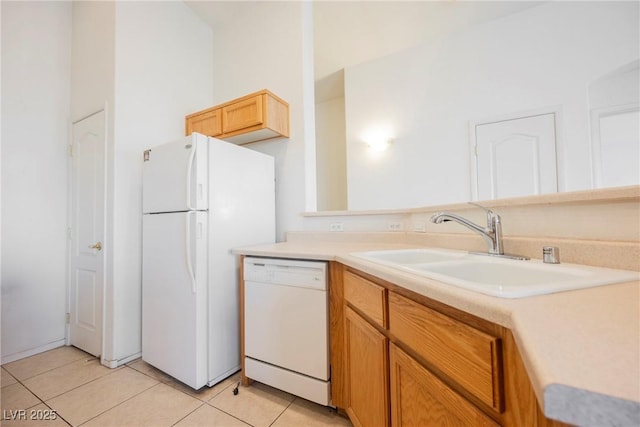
[351,249,639,298]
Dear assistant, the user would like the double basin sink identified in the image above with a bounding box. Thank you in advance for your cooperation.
[351,248,639,298]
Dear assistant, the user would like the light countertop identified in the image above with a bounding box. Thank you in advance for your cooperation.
[233,240,640,427]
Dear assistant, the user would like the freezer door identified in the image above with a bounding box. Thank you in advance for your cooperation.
[142,211,208,389]
[142,133,208,214]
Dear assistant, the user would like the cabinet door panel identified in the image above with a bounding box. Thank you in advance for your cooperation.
[345,306,389,427]
[390,343,499,427]
[389,292,502,411]
[222,95,263,133]
[186,109,222,137]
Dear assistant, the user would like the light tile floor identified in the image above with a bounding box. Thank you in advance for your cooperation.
[0,346,352,427]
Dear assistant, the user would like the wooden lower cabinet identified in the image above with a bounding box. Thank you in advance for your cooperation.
[334,266,573,427]
[389,292,502,412]
[344,306,390,427]
[390,343,499,427]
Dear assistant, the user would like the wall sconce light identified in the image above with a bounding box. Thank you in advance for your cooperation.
[362,128,393,152]
[366,136,393,152]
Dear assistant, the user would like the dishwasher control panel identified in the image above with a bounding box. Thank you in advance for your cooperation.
[243,257,327,290]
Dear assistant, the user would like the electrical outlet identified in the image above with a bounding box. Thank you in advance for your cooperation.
[413,221,426,232]
[330,222,344,232]
[387,222,404,231]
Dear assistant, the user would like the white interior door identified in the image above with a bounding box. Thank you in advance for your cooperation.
[474,113,558,200]
[69,111,106,357]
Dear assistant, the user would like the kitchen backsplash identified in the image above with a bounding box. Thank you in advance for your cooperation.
[298,186,640,271]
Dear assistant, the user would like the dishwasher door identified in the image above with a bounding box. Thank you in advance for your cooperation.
[244,257,330,404]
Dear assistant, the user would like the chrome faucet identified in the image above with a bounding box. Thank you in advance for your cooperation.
[430,203,528,260]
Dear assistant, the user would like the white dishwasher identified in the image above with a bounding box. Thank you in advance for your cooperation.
[243,257,330,405]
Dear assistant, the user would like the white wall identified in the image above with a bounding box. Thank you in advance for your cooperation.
[211,1,316,240]
[1,1,72,362]
[110,1,213,363]
[344,1,639,210]
[588,60,639,110]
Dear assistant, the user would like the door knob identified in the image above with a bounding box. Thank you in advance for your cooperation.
[89,242,102,251]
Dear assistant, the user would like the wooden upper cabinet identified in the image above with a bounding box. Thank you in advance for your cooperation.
[185,108,222,137]
[222,94,263,134]
[185,90,289,145]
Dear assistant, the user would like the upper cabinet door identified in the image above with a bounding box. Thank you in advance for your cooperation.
[142,133,208,214]
[222,94,264,134]
[185,108,222,137]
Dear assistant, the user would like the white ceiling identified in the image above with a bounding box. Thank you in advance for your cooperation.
[184,1,543,100]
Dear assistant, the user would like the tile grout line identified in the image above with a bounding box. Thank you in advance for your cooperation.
[4,353,105,404]
[169,401,207,427]
[41,365,156,426]
[35,400,73,426]
[0,367,19,389]
[5,373,45,411]
[76,381,164,427]
[268,396,298,427]
[0,373,73,426]
[11,352,270,427]
[201,383,258,427]
[126,361,243,405]
[74,366,238,427]
[7,401,74,426]
[77,374,240,427]
[28,361,123,403]
[2,349,95,383]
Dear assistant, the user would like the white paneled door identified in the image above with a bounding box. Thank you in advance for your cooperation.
[69,111,106,357]
[474,113,558,200]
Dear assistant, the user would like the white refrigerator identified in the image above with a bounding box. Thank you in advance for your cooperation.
[141,132,275,389]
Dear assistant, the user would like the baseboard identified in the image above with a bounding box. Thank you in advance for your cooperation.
[101,352,141,369]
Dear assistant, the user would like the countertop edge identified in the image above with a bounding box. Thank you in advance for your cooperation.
[545,384,640,427]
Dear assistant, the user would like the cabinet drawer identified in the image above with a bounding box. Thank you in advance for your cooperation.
[222,94,264,134]
[185,108,222,137]
[390,343,499,427]
[344,270,387,328]
[389,292,502,411]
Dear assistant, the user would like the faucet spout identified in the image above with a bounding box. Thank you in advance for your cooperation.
[430,206,504,255]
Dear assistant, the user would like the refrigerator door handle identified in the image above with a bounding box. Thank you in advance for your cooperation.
[185,211,197,294]
[186,142,197,211]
